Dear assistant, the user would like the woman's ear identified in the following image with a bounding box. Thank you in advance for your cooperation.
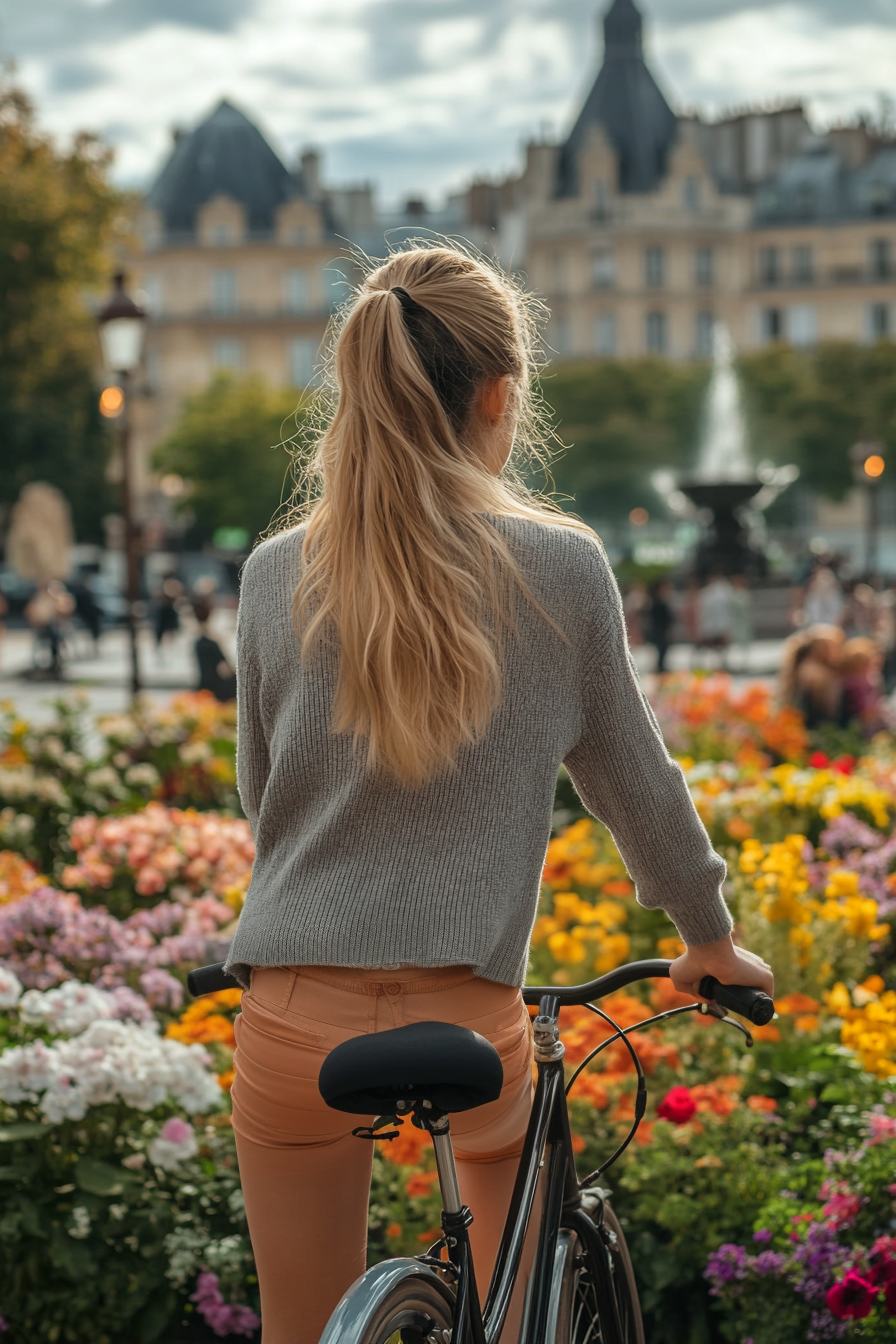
[479,375,512,426]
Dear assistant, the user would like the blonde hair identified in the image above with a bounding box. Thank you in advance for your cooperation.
[841,637,879,676]
[287,244,590,786]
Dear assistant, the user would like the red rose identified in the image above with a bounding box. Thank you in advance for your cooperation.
[833,755,856,775]
[884,1277,896,1317]
[657,1086,697,1125]
[826,1272,877,1320]
[809,751,830,768]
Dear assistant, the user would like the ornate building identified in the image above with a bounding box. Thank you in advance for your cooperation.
[128,0,896,505]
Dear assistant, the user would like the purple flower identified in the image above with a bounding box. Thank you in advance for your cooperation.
[705,1244,749,1296]
[753,1229,773,1243]
[190,1271,258,1340]
[752,1251,787,1277]
[0,1316,9,1334]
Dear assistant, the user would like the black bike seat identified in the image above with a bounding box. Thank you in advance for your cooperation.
[319,1020,504,1116]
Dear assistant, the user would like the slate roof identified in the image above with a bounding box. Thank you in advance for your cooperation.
[147,99,303,236]
[755,141,896,224]
[558,0,678,196]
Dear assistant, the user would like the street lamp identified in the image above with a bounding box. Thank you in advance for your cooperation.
[849,441,886,577]
[97,272,147,698]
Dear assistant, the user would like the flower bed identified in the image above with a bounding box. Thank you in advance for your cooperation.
[0,681,894,1343]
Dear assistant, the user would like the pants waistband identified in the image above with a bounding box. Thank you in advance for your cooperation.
[288,964,478,996]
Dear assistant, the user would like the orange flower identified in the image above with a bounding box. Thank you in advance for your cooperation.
[417,1229,443,1245]
[634,1120,654,1146]
[217,1067,236,1091]
[405,1171,440,1199]
[795,1015,820,1033]
[776,993,821,1016]
[750,1023,781,1043]
[602,879,634,897]
[746,1095,777,1113]
[725,817,753,841]
[691,1083,737,1117]
[385,1222,403,1239]
[381,1122,431,1167]
[571,1132,586,1154]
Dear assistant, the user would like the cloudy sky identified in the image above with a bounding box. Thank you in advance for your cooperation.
[3,0,895,205]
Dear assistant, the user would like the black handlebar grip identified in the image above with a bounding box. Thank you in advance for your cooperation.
[187,961,243,998]
[699,976,775,1027]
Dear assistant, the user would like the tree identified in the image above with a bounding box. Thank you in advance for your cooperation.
[536,358,709,523]
[0,73,123,543]
[739,342,896,501]
[153,373,308,545]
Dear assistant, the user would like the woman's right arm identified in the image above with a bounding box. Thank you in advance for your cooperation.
[235,564,270,830]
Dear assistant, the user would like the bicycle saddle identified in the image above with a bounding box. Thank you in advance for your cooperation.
[319,1021,504,1116]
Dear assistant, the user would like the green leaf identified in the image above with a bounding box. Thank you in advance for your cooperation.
[0,1120,53,1142]
[74,1157,136,1197]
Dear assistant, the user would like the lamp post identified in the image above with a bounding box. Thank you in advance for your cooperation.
[849,442,886,577]
[97,272,147,698]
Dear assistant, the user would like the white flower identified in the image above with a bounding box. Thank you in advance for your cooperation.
[180,741,212,765]
[0,1020,222,1122]
[61,752,83,773]
[124,763,160,788]
[19,981,116,1036]
[85,767,122,793]
[148,1116,199,1171]
[68,1206,91,1240]
[0,966,23,1009]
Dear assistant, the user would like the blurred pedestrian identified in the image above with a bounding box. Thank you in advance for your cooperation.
[697,573,734,668]
[842,581,876,638]
[153,576,182,659]
[25,580,74,680]
[192,598,236,702]
[780,624,844,728]
[622,581,648,647]
[802,566,844,629]
[71,579,103,656]
[841,637,887,736]
[646,579,675,674]
[729,575,753,670]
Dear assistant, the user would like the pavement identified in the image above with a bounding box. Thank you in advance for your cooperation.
[0,615,786,723]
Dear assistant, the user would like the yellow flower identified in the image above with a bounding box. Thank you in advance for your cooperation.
[547,931,587,964]
[657,936,686,959]
[593,932,631,975]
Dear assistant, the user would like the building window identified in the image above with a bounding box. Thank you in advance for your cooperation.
[322,263,350,311]
[552,317,571,355]
[759,307,784,343]
[870,238,893,280]
[290,338,317,388]
[683,177,701,211]
[758,246,780,285]
[592,249,616,289]
[868,303,892,340]
[593,179,610,220]
[695,312,715,359]
[789,304,817,347]
[795,182,817,216]
[792,244,814,283]
[290,227,308,245]
[644,247,665,288]
[595,312,617,357]
[141,275,163,314]
[211,269,237,314]
[213,338,243,370]
[550,250,567,292]
[211,224,234,245]
[284,269,310,313]
[645,311,667,354]
[694,246,714,287]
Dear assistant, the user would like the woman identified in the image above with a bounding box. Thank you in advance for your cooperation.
[224,246,773,1344]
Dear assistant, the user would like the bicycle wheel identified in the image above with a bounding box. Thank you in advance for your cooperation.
[354,1277,454,1344]
[553,1200,645,1344]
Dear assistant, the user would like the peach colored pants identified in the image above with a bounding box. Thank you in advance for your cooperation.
[231,964,535,1344]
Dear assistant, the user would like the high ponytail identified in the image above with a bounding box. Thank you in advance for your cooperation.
[290,244,590,786]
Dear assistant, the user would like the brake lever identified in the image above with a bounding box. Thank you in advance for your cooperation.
[698,1001,754,1047]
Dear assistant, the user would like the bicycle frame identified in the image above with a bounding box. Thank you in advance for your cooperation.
[445,984,630,1344]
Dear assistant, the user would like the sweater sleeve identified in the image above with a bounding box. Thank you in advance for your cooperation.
[235,565,270,832]
[563,539,732,947]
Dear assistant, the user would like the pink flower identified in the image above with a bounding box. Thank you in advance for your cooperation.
[657,1086,697,1125]
[190,1271,259,1339]
[867,1113,896,1145]
[821,1193,861,1225]
[826,1272,877,1320]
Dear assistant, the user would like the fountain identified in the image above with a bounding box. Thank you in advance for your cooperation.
[653,324,798,577]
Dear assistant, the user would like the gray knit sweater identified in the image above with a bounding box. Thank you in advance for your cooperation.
[224,517,731,989]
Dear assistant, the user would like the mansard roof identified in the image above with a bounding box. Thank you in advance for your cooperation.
[755,140,896,223]
[147,99,304,236]
[558,0,678,196]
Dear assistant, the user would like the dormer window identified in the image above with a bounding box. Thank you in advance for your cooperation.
[212,224,234,246]
[683,177,701,211]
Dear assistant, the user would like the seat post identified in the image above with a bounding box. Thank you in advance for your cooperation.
[428,1114,462,1214]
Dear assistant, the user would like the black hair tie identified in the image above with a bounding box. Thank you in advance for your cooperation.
[391,285,419,314]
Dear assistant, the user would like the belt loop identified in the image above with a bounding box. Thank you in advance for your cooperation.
[279,968,298,1011]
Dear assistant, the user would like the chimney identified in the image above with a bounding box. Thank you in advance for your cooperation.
[301,149,321,198]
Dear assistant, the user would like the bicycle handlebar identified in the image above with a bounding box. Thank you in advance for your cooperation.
[186,957,776,1026]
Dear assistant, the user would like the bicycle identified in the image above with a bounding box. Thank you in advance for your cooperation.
[189,959,775,1344]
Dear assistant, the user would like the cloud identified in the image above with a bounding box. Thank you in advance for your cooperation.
[47,59,110,95]
[2,0,256,62]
